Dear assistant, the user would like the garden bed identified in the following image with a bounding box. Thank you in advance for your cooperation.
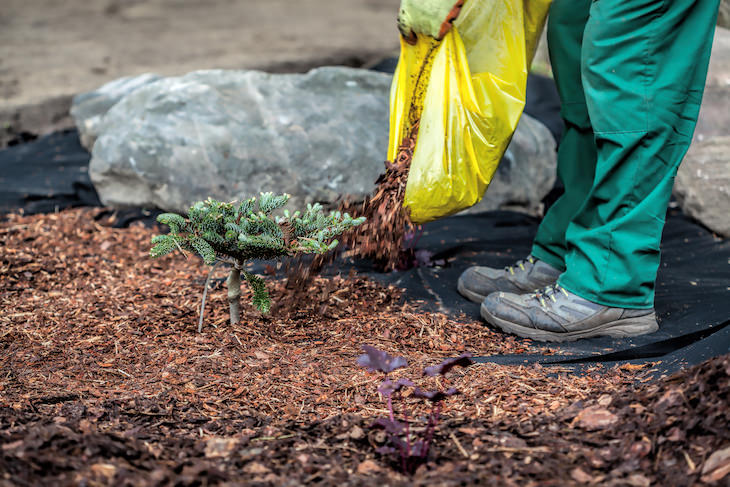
[1,208,729,485]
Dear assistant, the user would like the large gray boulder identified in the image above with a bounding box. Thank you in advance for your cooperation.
[86,68,391,211]
[71,73,162,150]
[75,67,557,215]
[720,0,730,30]
[461,114,556,216]
[674,137,730,237]
[673,27,730,237]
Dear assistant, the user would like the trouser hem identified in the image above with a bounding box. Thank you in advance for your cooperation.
[530,244,567,272]
[557,276,655,310]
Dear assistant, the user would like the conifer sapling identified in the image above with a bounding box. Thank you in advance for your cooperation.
[150,193,365,329]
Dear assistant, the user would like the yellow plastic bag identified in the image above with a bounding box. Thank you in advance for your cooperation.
[388,0,552,224]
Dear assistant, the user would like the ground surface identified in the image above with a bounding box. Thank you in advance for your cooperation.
[0,0,401,143]
[3,3,726,149]
[2,208,729,485]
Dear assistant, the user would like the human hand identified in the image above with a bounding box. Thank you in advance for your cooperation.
[397,0,465,44]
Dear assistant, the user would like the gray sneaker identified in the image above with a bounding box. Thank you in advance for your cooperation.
[480,284,659,342]
[457,255,561,304]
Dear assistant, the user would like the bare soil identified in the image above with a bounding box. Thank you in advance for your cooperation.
[0,0,402,145]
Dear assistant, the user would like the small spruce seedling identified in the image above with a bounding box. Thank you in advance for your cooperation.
[357,345,473,474]
[150,193,365,330]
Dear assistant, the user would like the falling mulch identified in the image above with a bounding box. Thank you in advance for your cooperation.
[2,208,729,485]
[282,124,419,298]
[339,122,419,272]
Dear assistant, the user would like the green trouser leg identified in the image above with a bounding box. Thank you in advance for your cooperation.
[531,0,596,272]
[538,0,719,308]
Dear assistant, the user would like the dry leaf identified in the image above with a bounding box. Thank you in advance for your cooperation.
[204,438,239,459]
[625,473,651,487]
[356,459,382,475]
[571,467,594,483]
[702,445,730,483]
[89,463,117,481]
[244,462,271,475]
[573,406,618,431]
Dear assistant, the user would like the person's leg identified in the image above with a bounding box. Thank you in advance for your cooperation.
[559,0,720,308]
[530,0,597,272]
[481,0,719,341]
[456,0,594,304]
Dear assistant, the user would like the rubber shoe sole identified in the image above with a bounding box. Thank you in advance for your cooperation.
[480,303,659,343]
[457,275,487,304]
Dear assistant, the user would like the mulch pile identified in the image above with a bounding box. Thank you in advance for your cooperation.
[2,208,729,486]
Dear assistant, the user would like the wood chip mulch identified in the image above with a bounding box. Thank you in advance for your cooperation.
[337,122,418,271]
[1,208,728,486]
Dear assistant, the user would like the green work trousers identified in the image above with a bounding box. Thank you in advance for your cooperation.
[531,0,720,308]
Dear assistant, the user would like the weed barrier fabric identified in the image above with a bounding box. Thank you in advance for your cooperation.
[2,130,728,376]
[360,209,730,376]
[0,129,99,215]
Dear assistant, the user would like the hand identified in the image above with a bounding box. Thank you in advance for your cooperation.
[397,0,465,44]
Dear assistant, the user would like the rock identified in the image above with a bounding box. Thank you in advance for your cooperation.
[693,85,730,140]
[75,68,557,215]
[459,114,557,216]
[695,28,730,141]
[674,137,730,237]
[704,27,730,89]
[673,28,730,237]
[85,67,391,212]
[720,0,730,30]
[71,73,161,150]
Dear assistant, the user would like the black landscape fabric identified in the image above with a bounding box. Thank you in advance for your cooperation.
[363,209,730,376]
[0,129,100,214]
[1,129,728,377]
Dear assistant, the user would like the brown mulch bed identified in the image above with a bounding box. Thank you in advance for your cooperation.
[1,208,729,486]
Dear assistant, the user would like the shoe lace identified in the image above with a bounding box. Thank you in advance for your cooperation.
[505,256,535,276]
[529,283,569,309]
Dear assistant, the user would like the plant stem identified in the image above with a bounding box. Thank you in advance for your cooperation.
[422,403,441,459]
[226,262,242,325]
[387,395,395,423]
[198,262,218,333]
[403,404,411,458]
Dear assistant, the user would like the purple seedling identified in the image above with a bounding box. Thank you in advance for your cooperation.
[357,345,408,374]
[356,346,473,475]
[423,353,473,377]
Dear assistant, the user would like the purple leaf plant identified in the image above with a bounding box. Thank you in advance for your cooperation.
[356,346,473,475]
[357,345,408,374]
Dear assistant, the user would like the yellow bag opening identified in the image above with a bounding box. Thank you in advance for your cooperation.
[388,0,552,224]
